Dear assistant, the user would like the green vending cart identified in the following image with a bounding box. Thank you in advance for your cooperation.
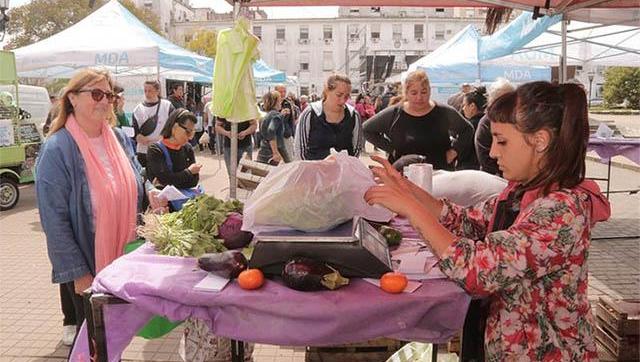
[0,50,43,210]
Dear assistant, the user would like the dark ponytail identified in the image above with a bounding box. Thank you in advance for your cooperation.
[487,81,588,195]
[463,86,488,112]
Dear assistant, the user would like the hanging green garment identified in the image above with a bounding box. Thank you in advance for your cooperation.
[212,18,261,122]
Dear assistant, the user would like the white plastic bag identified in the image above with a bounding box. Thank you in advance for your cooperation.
[242,152,393,233]
[198,131,210,145]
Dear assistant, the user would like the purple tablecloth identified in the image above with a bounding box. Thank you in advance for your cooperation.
[71,220,470,362]
[588,137,640,165]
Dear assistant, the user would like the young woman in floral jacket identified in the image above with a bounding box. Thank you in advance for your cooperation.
[365,81,611,361]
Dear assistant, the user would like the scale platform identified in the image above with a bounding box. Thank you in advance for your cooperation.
[249,217,392,278]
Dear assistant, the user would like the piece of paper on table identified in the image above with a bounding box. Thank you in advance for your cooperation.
[363,278,423,293]
[121,126,135,138]
[157,185,188,201]
[194,273,230,292]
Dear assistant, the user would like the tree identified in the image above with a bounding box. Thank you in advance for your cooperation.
[602,67,640,109]
[5,0,161,50]
[118,0,161,35]
[186,29,217,58]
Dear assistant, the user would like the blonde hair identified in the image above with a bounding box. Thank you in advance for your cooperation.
[262,91,281,112]
[49,68,116,135]
[322,74,351,100]
[402,70,431,99]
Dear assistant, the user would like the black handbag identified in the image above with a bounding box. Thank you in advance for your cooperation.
[139,102,161,136]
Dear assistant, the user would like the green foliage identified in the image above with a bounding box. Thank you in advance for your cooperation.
[118,0,162,35]
[5,0,161,50]
[602,67,640,109]
[186,29,217,58]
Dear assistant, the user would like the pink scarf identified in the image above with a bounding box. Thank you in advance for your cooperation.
[66,115,138,273]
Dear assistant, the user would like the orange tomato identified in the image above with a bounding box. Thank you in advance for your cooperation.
[238,269,265,290]
[380,272,408,294]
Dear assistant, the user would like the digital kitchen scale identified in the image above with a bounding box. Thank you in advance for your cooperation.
[249,217,392,278]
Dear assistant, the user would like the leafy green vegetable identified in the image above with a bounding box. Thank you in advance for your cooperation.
[137,195,244,257]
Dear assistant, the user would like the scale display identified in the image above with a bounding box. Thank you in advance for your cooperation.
[249,217,392,278]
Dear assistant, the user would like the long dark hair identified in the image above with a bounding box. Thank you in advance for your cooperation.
[487,81,588,195]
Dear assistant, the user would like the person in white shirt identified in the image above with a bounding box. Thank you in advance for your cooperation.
[131,80,174,166]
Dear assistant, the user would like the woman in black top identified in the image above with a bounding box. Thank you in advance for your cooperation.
[215,116,257,177]
[257,91,290,165]
[294,74,364,160]
[146,108,201,189]
[461,87,487,130]
[363,70,474,171]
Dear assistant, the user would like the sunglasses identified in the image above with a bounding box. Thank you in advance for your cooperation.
[77,89,116,103]
[178,123,195,135]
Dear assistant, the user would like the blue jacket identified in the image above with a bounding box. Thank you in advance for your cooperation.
[36,127,145,284]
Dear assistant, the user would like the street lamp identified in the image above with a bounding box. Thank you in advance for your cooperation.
[587,72,595,108]
[0,0,9,42]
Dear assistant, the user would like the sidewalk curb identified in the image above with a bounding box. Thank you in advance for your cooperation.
[587,155,640,172]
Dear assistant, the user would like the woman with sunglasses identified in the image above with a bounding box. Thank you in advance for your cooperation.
[365,81,611,361]
[35,69,166,345]
[145,108,202,190]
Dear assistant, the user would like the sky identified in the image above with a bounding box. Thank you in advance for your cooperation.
[9,0,339,18]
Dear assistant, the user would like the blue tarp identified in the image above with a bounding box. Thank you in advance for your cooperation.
[407,12,561,85]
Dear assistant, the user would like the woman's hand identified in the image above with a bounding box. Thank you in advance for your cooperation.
[365,155,423,217]
[188,163,203,174]
[74,273,94,295]
[269,152,283,165]
[446,149,458,164]
[147,188,169,214]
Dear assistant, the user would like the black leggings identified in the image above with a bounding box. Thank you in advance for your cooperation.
[61,281,85,333]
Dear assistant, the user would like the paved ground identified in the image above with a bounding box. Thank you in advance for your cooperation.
[1,114,638,361]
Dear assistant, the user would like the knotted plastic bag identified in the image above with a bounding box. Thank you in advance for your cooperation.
[242,152,393,232]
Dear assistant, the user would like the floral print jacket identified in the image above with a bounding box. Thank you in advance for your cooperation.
[437,181,610,361]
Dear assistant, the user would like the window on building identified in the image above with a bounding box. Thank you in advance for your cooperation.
[414,24,424,39]
[392,24,402,41]
[276,27,286,40]
[300,86,309,95]
[323,25,333,40]
[253,26,262,39]
[435,8,445,13]
[276,51,287,71]
[349,24,359,39]
[349,8,360,14]
[435,24,445,40]
[300,52,310,71]
[184,34,193,43]
[323,51,334,71]
[299,25,309,40]
[466,9,475,17]
[370,23,380,39]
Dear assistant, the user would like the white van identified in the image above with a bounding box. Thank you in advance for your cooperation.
[0,84,51,133]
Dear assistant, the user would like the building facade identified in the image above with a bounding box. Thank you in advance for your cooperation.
[131,0,195,34]
[170,6,487,95]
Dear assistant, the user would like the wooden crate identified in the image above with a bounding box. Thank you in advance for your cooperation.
[305,338,405,362]
[595,317,640,361]
[236,159,274,191]
[596,297,640,336]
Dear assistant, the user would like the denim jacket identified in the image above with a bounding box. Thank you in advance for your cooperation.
[36,127,145,284]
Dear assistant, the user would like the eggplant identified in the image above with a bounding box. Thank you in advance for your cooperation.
[379,226,402,247]
[282,257,349,291]
[198,251,248,279]
[223,230,253,250]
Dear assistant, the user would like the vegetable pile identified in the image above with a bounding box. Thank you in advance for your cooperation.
[138,195,252,257]
[282,257,349,291]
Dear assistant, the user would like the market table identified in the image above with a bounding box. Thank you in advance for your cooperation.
[70,219,471,362]
[587,136,640,198]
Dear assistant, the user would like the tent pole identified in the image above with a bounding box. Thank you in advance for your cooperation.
[229,0,241,200]
[560,19,568,83]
